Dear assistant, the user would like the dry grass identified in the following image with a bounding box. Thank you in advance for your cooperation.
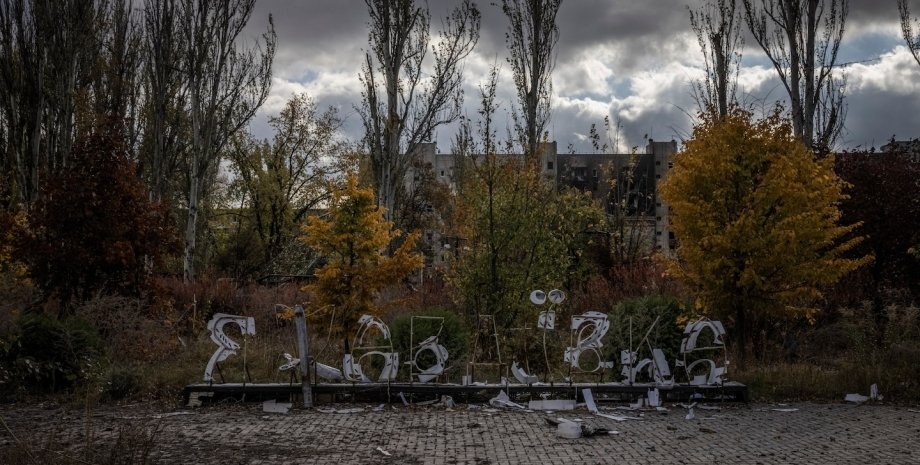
[0,407,160,465]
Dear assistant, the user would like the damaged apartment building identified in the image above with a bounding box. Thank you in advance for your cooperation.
[405,140,678,268]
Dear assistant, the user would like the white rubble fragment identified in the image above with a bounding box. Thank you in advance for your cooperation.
[262,399,292,414]
[489,390,526,410]
[529,399,576,410]
[647,388,661,408]
[583,388,598,413]
[845,393,869,403]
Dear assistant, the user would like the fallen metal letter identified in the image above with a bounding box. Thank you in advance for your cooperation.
[651,349,673,385]
[489,390,526,409]
[511,361,539,384]
[314,362,344,381]
[583,388,599,413]
[279,352,300,371]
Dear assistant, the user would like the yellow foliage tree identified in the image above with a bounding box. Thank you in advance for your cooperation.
[659,108,870,364]
[301,172,423,348]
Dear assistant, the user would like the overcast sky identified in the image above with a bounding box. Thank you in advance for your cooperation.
[243,0,920,153]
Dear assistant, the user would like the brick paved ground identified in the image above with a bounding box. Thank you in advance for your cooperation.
[2,401,918,464]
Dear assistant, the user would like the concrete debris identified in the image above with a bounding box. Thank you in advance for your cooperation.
[583,388,598,413]
[528,399,576,410]
[316,407,364,414]
[845,393,869,403]
[647,388,661,408]
[315,362,344,381]
[546,417,618,438]
[556,420,582,438]
[278,352,300,371]
[511,361,540,384]
[870,384,882,401]
[489,390,526,410]
[596,413,641,422]
[262,400,292,414]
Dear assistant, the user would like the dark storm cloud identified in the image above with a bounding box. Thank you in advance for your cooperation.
[249,0,920,151]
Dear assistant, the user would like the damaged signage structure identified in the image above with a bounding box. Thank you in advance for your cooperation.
[200,289,730,389]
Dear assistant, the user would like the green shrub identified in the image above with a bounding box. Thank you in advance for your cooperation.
[605,295,688,361]
[1,312,104,393]
[385,308,470,378]
[103,365,144,401]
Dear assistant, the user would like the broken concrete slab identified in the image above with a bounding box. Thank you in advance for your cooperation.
[582,388,598,413]
[529,399,576,410]
[262,399,292,414]
[845,393,869,403]
[489,390,526,410]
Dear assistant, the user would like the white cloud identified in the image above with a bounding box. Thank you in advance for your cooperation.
[846,46,920,94]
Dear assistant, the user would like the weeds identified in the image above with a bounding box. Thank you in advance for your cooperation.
[0,410,161,465]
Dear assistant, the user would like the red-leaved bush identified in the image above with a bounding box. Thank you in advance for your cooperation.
[16,124,179,311]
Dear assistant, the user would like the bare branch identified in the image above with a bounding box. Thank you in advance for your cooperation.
[689,0,744,119]
[359,0,480,224]
[900,0,920,68]
[742,0,848,151]
[501,0,562,159]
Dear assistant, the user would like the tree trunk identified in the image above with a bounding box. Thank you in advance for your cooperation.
[184,170,200,281]
[734,302,747,370]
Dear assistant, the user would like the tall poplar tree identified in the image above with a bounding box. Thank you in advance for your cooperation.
[180,0,275,280]
[359,0,479,225]
[742,0,848,152]
[501,0,562,159]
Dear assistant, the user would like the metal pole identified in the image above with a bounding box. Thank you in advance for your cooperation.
[294,305,313,408]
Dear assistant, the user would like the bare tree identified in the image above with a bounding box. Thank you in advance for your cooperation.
[140,0,187,202]
[359,0,480,224]
[501,0,562,159]
[83,0,144,149]
[180,0,275,280]
[689,0,744,119]
[743,0,847,152]
[0,0,44,205]
[228,94,350,270]
[0,0,141,206]
[900,0,920,68]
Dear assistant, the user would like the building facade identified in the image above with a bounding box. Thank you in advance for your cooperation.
[406,139,679,266]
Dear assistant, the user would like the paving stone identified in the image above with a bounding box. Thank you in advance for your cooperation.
[1,402,918,464]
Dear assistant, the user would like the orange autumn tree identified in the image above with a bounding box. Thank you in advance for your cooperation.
[659,108,870,366]
[301,173,423,349]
